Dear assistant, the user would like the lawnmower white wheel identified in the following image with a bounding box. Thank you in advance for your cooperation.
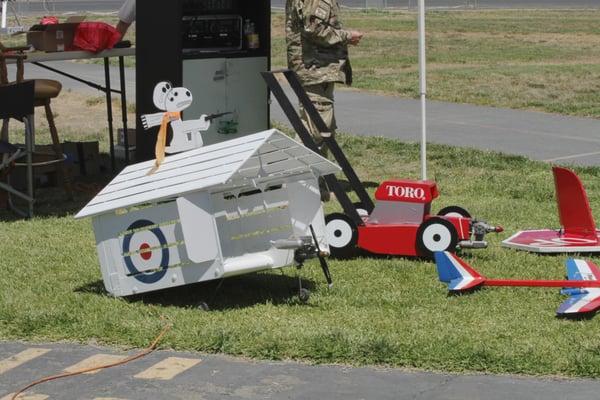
[352,202,370,218]
[325,213,358,258]
[416,217,459,257]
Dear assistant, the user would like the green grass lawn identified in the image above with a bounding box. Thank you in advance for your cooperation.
[3,131,600,378]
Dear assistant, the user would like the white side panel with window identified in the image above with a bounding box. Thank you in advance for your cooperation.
[177,191,220,265]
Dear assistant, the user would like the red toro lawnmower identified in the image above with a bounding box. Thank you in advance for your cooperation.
[262,70,502,258]
[325,179,501,258]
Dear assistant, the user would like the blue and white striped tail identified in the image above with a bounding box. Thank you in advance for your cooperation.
[434,252,485,292]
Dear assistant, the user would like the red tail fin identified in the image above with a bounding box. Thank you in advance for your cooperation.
[553,166,596,238]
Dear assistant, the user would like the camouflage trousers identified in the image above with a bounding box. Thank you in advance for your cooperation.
[298,82,336,159]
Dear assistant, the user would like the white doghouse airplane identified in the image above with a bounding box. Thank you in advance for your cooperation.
[76,83,340,300]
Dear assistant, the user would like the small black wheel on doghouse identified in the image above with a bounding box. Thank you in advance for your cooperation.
[416,217,459,258]
[325,213,358,258]
[299,288,311,303]
[197,301,210,311]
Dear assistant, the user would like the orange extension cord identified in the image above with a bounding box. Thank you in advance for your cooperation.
[11,324,172,400]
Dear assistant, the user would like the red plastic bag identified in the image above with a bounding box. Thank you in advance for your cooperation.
[72,22,121,53]
[40,16,59,25]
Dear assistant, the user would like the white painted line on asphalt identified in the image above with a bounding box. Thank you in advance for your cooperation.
[442,118,600,144]
[0,348,51,375]
[93,397,129,400]
[64,354,128,375]
[134,357,201,380]
[544,150,600,162]
[0,393,49,400]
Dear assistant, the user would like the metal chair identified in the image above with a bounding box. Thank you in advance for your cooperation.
[0,41,72,200]
[0,80,35,217]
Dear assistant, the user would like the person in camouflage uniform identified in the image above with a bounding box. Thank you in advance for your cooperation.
[286,0,363,200]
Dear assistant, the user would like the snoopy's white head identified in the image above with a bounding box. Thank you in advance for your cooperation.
[152,81,193,112]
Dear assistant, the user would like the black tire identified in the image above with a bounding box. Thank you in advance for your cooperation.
[299,288,311,303]
[437,206,472,219]
[325,213,358,258]
[197,301,210,311]
[416,217,459,258]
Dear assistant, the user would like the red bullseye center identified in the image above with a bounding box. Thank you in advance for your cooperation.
[139,243,152,260]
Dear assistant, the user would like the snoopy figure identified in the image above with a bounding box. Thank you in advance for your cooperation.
[141,81,210,155]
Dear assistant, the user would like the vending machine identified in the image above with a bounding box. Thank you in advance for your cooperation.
[136,0,271,160]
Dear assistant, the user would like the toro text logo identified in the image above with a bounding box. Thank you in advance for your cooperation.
[386,185,426,201]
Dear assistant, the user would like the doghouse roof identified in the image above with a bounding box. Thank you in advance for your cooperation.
[75,129,340,218]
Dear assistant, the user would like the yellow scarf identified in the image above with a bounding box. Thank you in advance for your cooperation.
[147,111,181,175]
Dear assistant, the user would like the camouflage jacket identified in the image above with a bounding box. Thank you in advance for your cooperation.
[286,0,353,86]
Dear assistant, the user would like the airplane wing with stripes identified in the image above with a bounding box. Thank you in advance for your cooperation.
[558,259,600,315]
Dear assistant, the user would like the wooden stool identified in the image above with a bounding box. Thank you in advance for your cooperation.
[33,78,73,198]
[0,43,72,200]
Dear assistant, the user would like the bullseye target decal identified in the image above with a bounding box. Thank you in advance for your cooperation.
[122,219,178,284]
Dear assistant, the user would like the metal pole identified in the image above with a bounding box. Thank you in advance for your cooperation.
[104,58,116,172]
[119,56,130,164]
[25,115,34,218]
[1,1,7,29]
[418,0,427,181]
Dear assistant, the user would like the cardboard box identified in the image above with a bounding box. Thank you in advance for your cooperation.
[11,144,63,190]
[118,128,136,147]
[26,16,85,52]
[63,141,101,177]
[114,144,136,163]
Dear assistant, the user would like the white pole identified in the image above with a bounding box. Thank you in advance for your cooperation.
[418,0,427,180]
[1,1,8,30]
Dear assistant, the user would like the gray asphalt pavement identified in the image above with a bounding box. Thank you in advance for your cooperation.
[11,60,600,166]
[273,88,600,166]
[1,341,600,400]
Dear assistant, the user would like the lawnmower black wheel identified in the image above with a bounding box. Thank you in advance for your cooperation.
[437,206,472,219]
[325,213,358,259]
[416,217,459,258]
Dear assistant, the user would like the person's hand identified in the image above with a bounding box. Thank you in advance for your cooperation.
[348,31,363,45]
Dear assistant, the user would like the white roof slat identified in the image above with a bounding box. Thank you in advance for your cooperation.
[253,140,295,154]
[98,148,255,197]
[76,129,341,219]
[111,136,268,184]
[77,175,230,218]
[237,161,337,182]
[264,135,298,149]
[237,159,306,179]
[87,166,237,208]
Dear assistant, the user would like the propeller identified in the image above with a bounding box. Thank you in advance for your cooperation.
[309,225,333,288]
